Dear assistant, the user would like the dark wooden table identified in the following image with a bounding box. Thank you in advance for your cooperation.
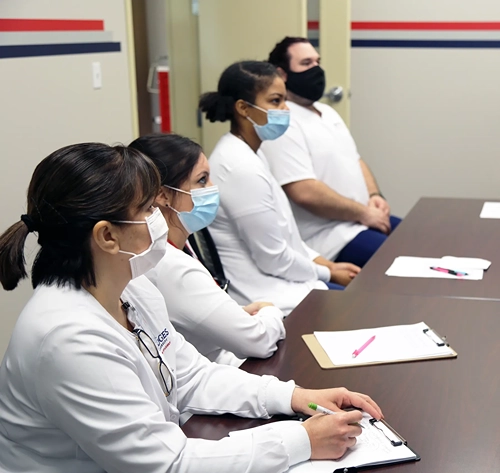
[182,290,500,473]
[346,197,500,299]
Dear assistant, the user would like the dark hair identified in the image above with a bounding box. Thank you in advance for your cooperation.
[129,133,202,190]
[0,143,160,291]
[198,60,279,123]
[268,36,310,71]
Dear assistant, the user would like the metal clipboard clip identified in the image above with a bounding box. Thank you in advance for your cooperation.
[423,327,448,347]
[369,418,407,447]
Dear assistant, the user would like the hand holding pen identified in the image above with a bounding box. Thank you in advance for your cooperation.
[308,402,364,428]
[290,387,383,459]
[302,407,364,459]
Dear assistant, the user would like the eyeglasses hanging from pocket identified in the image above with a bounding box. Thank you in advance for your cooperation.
[133,327,174,397]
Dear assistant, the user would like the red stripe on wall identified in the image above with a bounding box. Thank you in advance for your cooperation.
[352,22,500,31]
[308,21,500,31]
[0,19,104,32]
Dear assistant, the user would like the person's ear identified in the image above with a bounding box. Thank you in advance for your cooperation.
[234,99,250,119]
[277,67,287,82]
[156,186,171,208]
[92,221,121,255]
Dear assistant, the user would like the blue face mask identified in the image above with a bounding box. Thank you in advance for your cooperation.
[246,103,290,141]
[166,185,220,234]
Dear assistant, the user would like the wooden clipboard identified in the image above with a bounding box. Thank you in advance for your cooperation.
[302,334,457,370]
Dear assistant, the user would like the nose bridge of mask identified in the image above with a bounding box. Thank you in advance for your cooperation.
[190,185,219,198]
[166,184,219,210]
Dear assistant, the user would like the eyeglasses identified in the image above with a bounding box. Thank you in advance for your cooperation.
[133,328,174,397]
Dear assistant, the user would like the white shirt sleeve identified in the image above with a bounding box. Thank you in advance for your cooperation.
[261,116,318,186]
[154,252,286,360]
[221,169,325,283]
[301,241,330,282]
[35,320,310,473]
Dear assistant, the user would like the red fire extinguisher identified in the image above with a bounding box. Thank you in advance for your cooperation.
[147,62,171,133]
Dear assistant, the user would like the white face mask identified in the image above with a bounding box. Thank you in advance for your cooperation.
[115,207,168,279]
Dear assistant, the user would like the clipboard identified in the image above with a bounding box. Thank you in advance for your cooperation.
[289,415,420,473]
[302,323,457,369]
[332,418,421,473]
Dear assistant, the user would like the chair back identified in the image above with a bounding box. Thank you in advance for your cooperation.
[188,228,230,292]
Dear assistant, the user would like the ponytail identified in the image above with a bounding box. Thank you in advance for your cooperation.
[199,92,235,123]
[0,220,31,290]
[0,143,160,292]
[198,61,279,125]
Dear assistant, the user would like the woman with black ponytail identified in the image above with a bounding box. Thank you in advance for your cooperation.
[0,142,381,472]
[199,61,361,316]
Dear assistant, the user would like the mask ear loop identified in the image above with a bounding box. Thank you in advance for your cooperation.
[246,116,259,126]
[162,186,190,216]
[163,185,191,196]
[245,101,268,114]
[245,102,270,129]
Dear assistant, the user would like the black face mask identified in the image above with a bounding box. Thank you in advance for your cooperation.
[285,65,326,102]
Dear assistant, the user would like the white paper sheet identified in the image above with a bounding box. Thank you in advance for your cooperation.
[480,201,500,219]
[385,256,483,280]
[313,321,454,366]
[289,413,417,472]
[440,256,491,270]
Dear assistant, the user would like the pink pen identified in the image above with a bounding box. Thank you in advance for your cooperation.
[352,335,376,358]
[430,266,468,277]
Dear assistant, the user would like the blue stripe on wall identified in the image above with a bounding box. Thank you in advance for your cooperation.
[0,42,121,59]
[310,38,500,49]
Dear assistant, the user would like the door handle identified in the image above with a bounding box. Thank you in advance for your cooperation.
[324,86,344,103]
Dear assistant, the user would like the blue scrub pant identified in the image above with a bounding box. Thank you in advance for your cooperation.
[334,216,402,268]
[326,282,345,290]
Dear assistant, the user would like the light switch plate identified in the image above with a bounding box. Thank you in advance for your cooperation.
[92,62,102,89]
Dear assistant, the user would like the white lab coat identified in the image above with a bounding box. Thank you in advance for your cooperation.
[147,242,286,367]
[209,133,329,316]
[0,276,310,473]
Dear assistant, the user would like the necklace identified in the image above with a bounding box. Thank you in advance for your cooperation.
[234,132,249,146]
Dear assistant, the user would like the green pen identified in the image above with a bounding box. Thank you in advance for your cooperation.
[308,402,364,428]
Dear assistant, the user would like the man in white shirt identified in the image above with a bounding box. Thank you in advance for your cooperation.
[263,37,401,267]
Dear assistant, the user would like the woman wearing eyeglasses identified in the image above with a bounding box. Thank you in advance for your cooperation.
[0,143,382,473]
[129,133,285,368]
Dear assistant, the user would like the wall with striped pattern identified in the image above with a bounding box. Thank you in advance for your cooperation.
[0,18,121,58]
[308,0,500,217]
[0,0,136,360]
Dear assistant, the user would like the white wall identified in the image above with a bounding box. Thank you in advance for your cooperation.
[0,0,136,359]
[308,0,500,216]
[350,0,500,216]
